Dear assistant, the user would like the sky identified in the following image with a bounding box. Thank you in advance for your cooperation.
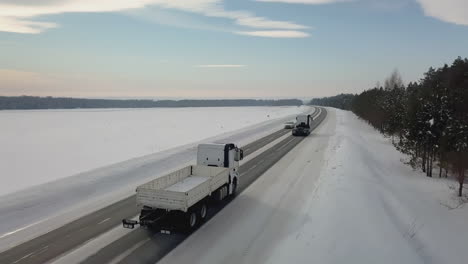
[0,0,467,99]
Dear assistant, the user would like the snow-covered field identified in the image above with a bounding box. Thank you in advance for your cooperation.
[161,108,468,264]
[0,106,302,196]
[0,106,306,251]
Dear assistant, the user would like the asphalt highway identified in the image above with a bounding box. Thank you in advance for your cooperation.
[97,108,327,264]
[0,107,325,264]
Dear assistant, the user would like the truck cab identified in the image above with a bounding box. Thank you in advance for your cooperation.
[197,143,243,196]
[292,114,312,136]
[197,143,244,169]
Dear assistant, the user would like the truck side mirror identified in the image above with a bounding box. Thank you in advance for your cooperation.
[234,148,244,161]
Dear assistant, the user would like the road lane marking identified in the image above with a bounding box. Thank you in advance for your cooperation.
[98,218,111,225]
[108,237,151,264]
[12,251,35,264]
[277,140,292,151]
[0,218,50,239]
[30,246,49,258]
[50,218,138,264]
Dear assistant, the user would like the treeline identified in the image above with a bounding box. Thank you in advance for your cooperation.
[309,94,355,110]
[0,97,303,110]
[310,57,468,197]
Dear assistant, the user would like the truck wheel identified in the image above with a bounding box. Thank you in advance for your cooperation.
[198,203,208,221]
[187,211,198,230]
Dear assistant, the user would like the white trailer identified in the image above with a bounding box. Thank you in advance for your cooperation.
[123,143,243,232]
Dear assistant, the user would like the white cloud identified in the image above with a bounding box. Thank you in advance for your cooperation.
[257,0,468,27]
[194,5,307,30]
[237,30,309,38]
[416,0,468,26]
[196,64,246,68]
[235,16,307,29]
[0,0,309,37]
[0,16,57,33]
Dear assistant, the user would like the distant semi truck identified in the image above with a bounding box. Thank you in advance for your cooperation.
[292,114,312,136]
[123,143,243,232]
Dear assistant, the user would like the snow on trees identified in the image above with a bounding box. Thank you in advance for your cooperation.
[350,57,468,196]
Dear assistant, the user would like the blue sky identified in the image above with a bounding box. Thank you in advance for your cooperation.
[0,0,467,99]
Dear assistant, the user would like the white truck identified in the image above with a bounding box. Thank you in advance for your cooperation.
[122,143,244,232]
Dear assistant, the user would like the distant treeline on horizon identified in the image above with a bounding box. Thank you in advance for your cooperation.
[0,96,303,110]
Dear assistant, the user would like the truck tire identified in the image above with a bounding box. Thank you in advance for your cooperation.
[187,211,198,230]
[198,203,208,221]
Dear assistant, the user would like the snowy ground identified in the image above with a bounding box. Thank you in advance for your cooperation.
[0,106,302,196]
[0,106,306,251]
[160,108,468,264]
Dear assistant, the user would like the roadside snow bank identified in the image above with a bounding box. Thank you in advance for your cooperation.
[160,108,468,264]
